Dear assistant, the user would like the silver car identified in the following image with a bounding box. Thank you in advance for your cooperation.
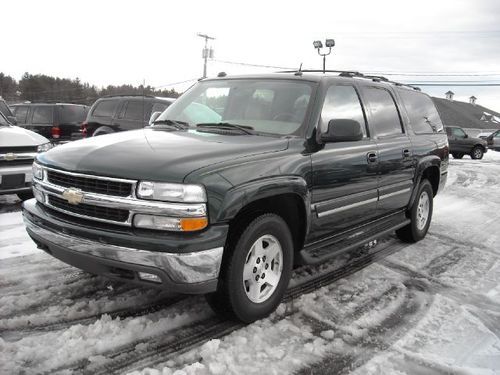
[0,112,52,200]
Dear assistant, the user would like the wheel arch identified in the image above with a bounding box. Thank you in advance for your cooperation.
[408,156,441,208]
[218,176,311,260]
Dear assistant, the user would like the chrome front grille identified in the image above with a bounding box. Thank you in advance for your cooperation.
[48,195,130,222]
[0,146,37,167]
[47,169,132,196]
[32,165,207,227]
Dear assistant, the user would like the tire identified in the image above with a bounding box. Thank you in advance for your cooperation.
[470,146,484,160]
[452,153,464,159]
[205,213,294,323]
[396,180,433,243]
[17,191,34,201]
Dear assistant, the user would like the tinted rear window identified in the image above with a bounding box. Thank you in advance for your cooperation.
[362,87,403,137]
[398,90,443,134]
[151,102,170,114]
[59,105,88,123]
[123,100,151,121]
[32,106,54,124]
[92,100,117,117]
[13,106,29,124]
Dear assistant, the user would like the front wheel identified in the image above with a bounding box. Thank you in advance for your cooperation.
[396,180,433,243]
[206,213,293,323]
[470,146,484,160]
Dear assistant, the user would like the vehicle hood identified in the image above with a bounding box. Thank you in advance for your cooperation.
[37,129,289,182]
[0,125,49,147]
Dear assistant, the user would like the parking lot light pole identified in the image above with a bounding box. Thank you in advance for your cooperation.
[197,33,215,79]
[313,39,335,73]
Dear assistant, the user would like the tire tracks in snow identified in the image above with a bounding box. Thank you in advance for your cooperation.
[297,279,434,375]
[49,237,407,375]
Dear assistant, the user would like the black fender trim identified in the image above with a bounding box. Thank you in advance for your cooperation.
[216,176,311,235]
[408,155,441,209]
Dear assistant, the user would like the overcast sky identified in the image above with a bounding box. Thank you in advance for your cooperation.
[4,0,500,111]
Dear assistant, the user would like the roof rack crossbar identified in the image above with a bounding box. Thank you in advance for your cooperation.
[276,69,421,91]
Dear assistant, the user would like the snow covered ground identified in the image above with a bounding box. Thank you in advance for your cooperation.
[1,151,499,375]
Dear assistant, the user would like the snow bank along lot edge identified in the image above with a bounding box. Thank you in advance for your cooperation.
[0,152,499,374]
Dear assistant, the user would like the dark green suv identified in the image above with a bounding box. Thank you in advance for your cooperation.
[23,71,449,322]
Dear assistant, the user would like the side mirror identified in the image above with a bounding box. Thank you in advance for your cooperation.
[464,133,468,138]
[149,111,162,125]
[321,119,363,143]
[7,115,17,125]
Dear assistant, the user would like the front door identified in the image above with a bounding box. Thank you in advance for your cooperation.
[360,86,414,216]
[447,127,469,153]
[310,84,379,242]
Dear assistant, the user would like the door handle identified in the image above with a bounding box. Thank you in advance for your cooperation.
[367,152,378,163]
[403,149,411,158]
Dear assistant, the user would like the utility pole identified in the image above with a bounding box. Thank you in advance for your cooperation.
[197,33,215,78]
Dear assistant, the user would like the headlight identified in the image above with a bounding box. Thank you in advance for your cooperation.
[32,163,44,180]
[133,214,208,232]
[137,181,207,203]
[37,142,54,153]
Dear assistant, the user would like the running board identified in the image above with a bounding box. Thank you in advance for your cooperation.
[298,212,410,265]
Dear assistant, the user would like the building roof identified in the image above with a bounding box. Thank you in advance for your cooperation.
[432,97,500,130]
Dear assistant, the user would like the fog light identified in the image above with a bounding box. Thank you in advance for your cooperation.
[138,272,162,283]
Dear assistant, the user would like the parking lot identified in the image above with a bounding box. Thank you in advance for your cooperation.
[1,152,499,374]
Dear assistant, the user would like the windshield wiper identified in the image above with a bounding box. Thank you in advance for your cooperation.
[196,122,255,135]
[150,119,189,130]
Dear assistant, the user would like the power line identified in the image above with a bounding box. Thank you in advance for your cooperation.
[153,78,199,89]
[406,83,500,87]
[214,59,294,70]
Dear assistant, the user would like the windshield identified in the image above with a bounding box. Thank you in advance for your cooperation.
[155,79,314,135]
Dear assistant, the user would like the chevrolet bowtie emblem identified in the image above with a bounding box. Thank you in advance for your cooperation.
[5,153,17,161]
[62,188,84,205]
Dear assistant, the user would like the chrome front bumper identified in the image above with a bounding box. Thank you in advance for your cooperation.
[24,213,224,288]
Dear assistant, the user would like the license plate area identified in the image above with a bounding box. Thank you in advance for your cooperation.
[1,174,26,189]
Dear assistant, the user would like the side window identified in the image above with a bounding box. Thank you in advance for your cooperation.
[32,106,53,124]
[452,127,466,138]
[320,85,367,136]
[362,87,403,137]
[92,100,117,118]
[151,102,169,114]
[398,90,444,134]
[494,131,500,138]
[123,100,152,121]
[14,106,29,124]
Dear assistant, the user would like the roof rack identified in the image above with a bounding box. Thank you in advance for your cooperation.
[102,94,157,98]
[277,69,421,91]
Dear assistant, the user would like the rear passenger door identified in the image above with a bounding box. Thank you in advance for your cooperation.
[113,100,152,131]
[310,84,380,241]
[360,86,414,216]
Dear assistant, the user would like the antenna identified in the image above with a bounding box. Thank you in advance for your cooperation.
[142,78,145,127]
[295,63,303,76]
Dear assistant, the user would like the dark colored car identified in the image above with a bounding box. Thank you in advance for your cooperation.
[10,103,89,143]
[0,98,17,124]
[445,126,488,159]
[0,111,52,200]
[24,71,448,323]
[82,95,175,137]
[486,129,500,151]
